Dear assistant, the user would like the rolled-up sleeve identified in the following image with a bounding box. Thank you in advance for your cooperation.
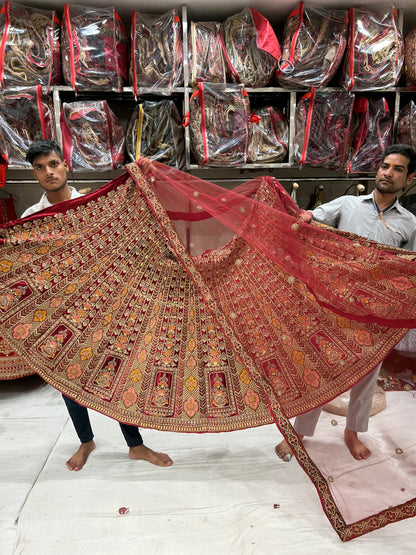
[312,197,345,227]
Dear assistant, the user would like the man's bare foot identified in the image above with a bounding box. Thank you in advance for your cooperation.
[66,440,96,471]
[129,444,173,467]
[275,436,303,462]
[344,429,371,460]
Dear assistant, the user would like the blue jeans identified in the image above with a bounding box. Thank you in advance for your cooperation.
[62,394,143,447]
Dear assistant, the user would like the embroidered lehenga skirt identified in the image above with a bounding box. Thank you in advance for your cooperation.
[0,160,415,539]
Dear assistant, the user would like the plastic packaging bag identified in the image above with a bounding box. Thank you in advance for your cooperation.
[220,7,280,87]
[188,21,227,86]
[342,6,403,91]
[404,27,416,86]
[248,106,288,163]
[184,83,251,167]
[345,96,393,173]
[396,100,416,149]
[0,87,56,167]
[295,88,354,169]
[60,100,125,172]
[0,193,16,220]
[126,100,185,169]
[0,1,60,89]
[61,4,128,91]
[130,9,183,95]
[276,2,348,88]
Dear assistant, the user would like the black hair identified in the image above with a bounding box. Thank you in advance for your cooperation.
[26,140,64,166]
[382,144,416,175]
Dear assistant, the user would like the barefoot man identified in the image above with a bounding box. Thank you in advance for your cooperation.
[276,144,416,462]
[24,140,172,471]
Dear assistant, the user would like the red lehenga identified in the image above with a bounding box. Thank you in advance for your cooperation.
[0,188,34,380]
[0,160,416,539]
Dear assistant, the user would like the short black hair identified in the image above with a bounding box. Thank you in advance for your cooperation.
[382,144,416,175]
[26,140,63,166]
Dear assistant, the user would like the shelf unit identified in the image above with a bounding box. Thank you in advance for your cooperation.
[2,4,416,212]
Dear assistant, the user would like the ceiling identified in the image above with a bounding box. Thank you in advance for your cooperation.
[33,1,416,30]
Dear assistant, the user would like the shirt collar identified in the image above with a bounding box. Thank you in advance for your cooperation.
[361,190,404,213]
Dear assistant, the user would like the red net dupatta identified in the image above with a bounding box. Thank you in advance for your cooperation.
[0,160,416,539]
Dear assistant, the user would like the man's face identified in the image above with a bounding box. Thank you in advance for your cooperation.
[375,153,415,195]
[31,151,69,192]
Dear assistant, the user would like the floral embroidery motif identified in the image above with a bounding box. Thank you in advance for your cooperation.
[184,396,198,418]
[244,388,260,410]
[151,372,171,407]
[122,387,137,408]
[210,373,229,408]
[38,327,71,359]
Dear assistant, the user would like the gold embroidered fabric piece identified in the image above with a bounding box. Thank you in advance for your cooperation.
[1,161,416,539]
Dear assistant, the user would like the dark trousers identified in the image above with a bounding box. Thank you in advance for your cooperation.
[62,394,143,447]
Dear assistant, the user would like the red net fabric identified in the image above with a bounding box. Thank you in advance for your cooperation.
[0,160,415,537]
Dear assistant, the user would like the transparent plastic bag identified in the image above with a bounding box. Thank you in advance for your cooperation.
[220,7,280,87]
[0,1,60,89]
[295,88,354,169]
[345,96,393,173]
[188,21,227,87]
[126,100,185,169]
[404,27,416,86]
[129,9,183,94]
[61,4,128,91]
[248,106,288,163]
[185,83,251,167]
[342,6,403,91]
[276,2,348,89]
[0,87,56,167]
[396,100,416,149]
[60,100,125,172]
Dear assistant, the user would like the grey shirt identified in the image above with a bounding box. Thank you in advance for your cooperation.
[312,191,416,251]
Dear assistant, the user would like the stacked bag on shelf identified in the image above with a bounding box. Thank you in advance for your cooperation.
[184,82,288,167]
[344,96,393,173]
[61,4,128,92]
[294,89,393,173]
[0,1,61,90]
[219,7,281,87]
[185,7,287,166]
[397,100,416,149]
[341,5,403,91]
[276,2,348,89]
[188,21,227,86]
[130,9,183,95]
[60,100,125,172]
[294,89,354,170]
[126,100,185,169]
[0,85,56,167]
